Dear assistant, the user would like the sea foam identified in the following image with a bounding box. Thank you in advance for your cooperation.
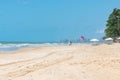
[0,43,66,51]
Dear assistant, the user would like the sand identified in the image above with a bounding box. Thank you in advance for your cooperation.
[0,43,120,80]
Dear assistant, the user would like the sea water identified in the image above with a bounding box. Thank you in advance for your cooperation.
[0,42,67,51]
[0,41,105,51]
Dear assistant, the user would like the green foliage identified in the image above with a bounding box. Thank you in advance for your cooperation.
[105,8,120,38]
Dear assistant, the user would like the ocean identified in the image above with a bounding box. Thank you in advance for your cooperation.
[0,42,67,51]
[0,41,105,51]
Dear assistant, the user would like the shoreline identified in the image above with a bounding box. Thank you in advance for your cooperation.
[0,42,106,52]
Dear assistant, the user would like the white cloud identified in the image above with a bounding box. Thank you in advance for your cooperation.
[96,28,105,34]
[17,0,29,5]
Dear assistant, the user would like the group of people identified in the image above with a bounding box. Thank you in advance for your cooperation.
[68,36,86,46]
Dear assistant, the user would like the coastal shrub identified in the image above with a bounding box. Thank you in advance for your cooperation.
[105,8,120,38]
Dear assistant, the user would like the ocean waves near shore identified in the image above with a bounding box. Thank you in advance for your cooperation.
[0,41,105,51]
[0,42,66,51]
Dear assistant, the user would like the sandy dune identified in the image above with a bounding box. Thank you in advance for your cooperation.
[0,44,120,80]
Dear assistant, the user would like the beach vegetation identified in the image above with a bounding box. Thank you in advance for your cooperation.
[105,8,120,39]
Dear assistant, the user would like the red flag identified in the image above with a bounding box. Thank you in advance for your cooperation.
[81,36,85,40]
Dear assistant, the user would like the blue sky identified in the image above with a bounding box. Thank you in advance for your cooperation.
[0,0,120,42]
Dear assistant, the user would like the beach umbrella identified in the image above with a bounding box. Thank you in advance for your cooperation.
[105,38,113,41]
[90,39,99,45]
[105,37,113,44]
[90,39,99,42]
[117,37,120,40]
[117,37,120,43]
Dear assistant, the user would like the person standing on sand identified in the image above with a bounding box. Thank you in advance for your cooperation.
[68,41,72,46]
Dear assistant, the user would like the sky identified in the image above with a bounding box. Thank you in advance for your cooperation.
[0,0,120,42]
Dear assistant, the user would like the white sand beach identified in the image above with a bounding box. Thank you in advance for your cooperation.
[0,43,120,80]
